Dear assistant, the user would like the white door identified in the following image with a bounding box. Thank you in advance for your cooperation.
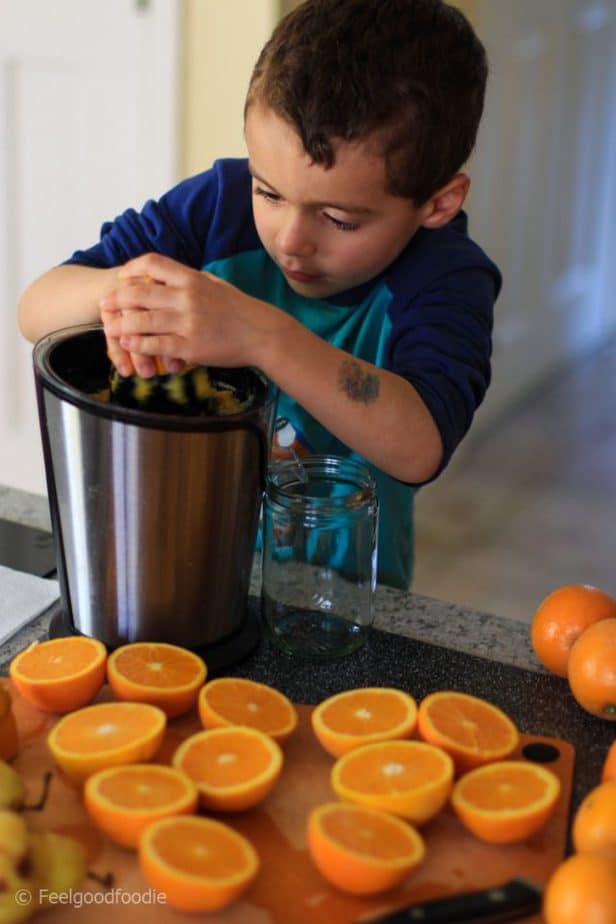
[455,0,616,431]
[0,0,180,494]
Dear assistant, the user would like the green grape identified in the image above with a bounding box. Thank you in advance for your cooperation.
[0,855,35,924]
[0,813,28,864]
[0,765,25,812]
[27,832,87,903]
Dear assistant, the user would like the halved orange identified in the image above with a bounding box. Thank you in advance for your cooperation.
[307,801,425,896]
[84,763,199,848]
[451,760,561,843]
[47,701,166,784]
[331,740,454,824]
[139,815,259,912]
[172,726,283,812]
[198,677,298,743]
[10,637,107,713]
[311,687,417,758]
[107,642,207,718]
[417,690,519,773]
[0,684,18,761]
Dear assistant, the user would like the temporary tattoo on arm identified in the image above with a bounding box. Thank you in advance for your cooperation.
[337,359,380,405]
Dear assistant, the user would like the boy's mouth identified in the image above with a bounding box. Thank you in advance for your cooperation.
[283,266,321,284]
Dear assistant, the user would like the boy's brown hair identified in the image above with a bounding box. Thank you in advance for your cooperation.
[246,0,487,205]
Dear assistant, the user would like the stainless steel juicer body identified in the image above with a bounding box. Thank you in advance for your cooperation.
[33,325,276,650]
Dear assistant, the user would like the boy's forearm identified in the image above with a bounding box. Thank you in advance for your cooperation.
[18,265,118,343]
[257,314,443,484]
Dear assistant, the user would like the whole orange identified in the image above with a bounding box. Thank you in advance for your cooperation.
[572,780,616,854]
[531,584,616,677]
[567,619,616,721]
[543,852,616,924]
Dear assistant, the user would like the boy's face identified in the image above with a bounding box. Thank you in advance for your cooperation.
[245,104,429,299]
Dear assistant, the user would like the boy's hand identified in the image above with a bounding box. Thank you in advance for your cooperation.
[99,255,442,483]
[99,253,271,377]
[101,270,176,379]
[104,331,136,378]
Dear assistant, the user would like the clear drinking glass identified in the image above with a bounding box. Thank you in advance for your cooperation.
[262,455,378,660]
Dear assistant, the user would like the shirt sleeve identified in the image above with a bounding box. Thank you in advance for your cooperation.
[387,261,499,484]
[64,159,256,269]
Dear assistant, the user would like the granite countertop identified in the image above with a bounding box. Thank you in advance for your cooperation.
[0,484,539,674]
[1,484,613,827]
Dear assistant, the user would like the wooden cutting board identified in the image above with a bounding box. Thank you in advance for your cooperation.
[5,681,573,923]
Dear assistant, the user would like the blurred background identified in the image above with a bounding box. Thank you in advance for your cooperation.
[1,0,615,621]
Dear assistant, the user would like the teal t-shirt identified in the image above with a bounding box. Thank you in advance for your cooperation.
[204,250,414,589]
[67,159,500,590]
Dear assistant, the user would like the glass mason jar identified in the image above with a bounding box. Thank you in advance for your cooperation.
[262,455,378,660]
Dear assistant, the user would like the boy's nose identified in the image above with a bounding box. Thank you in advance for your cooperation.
[277,213,316,257]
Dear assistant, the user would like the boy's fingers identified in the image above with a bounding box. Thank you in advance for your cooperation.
[119,333,181,361]
[130,353,157,378]
[157,357,186,374]
[100,281,172,313]
[164,358,186,374]
[105,335,134,378]
[118,253,190,287]
[103,307,175,338]
[103,307,185,377]
[102,307,136,377]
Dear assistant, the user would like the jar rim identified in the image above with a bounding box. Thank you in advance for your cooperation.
[265,455,376,512]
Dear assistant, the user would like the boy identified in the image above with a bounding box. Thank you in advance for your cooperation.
[18,0,501,589]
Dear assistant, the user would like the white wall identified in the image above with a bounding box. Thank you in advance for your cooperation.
[453,0,616,434]
[0,0,181,495]
[181,0,279,177]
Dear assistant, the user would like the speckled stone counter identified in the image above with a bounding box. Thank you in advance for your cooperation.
[1,485,613,826]
[0,485,52,531]
[0,484,538,674]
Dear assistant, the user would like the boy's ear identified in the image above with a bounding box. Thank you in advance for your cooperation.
[419,174,470,229]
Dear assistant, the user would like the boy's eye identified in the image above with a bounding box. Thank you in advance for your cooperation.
[253,184,359,231]
[325,213,360,232]
[254,186,280,203]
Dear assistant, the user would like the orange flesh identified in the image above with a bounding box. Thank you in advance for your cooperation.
[426,699,513,749]
[151,825,250,878]
[97,769,189,809]
[339,746,447,794]
[113,646,202,688]
[180,736,273,786]
[55,706,159,753]
[16,640,100,680]
[321,809,415,860]
[458,766,550,810]
[321,692,410,734]
[205,680,291,729]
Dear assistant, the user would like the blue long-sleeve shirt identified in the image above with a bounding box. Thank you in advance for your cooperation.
[66,158,502,588]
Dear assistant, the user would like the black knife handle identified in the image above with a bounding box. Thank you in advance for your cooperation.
[363,877,543,924]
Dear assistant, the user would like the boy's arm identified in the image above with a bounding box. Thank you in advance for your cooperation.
[101,254,443,483]
[19,162,251,352]
[18,264,119,343]
[259,315,443,484]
